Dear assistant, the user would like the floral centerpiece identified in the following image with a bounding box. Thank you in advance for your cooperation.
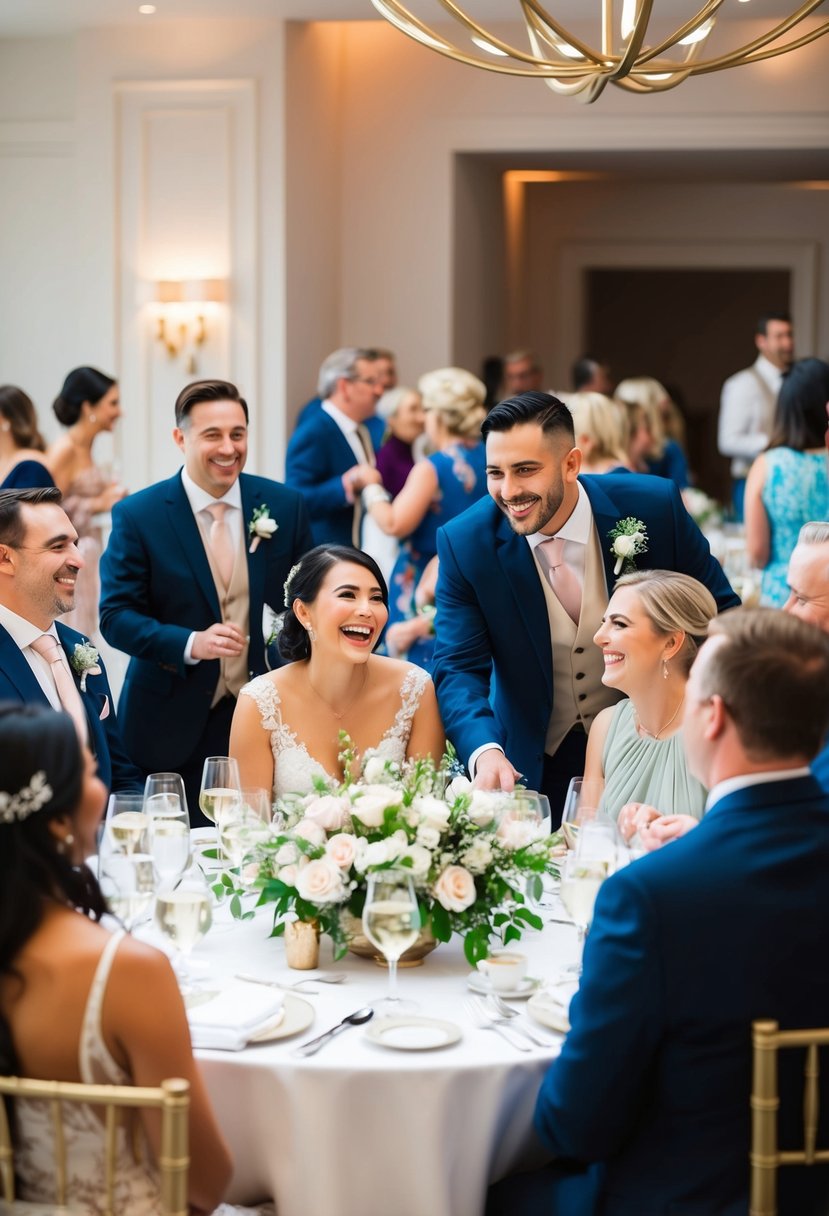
[242,739,561,965]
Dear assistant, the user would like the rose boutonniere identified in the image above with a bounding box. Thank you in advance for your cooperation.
[608,517,649,576]
[70,641,102,692]
[248,505,278,553]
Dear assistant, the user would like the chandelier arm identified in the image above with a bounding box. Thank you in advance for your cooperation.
[369,0,452,49]
[431,0,574,64]
[615,69,695,93]
[634,0,723,65]
[686,20,829,74]
[611,0,655,80]
[521,0,608,64]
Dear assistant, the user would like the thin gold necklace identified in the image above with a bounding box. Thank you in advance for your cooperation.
[307,666,368,721]
[634,693,685,740]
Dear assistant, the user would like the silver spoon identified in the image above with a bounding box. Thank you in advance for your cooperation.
[292,1006,374,1057]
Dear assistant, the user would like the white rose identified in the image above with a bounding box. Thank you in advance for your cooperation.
[364,839,403,868]
[293,819,327,847]
[275,842,298,866]
[362,755,391,784]
[446,774,473,801]
[325,832,359,870]
[402,844,432,879]
[277,863,299,888]
[433,865,476,913]
[295,858,346,904]
[255,517,278,537]
[304,794,350,831]
[412,795,451,833]
[416,824,441,850]
[350,785,400,828]
[496,818,541,850]
[613,534,636,558]
[461,837,493,874]
[467,790,500,827]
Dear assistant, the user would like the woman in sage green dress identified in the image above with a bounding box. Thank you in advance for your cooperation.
[584,569,717,826]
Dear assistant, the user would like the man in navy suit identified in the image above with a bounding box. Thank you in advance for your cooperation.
[0,487,141,793]
[294,346,397,433]
[99,380,312,822]
[285,347,386,547]
[432,392,738,817]
[784,521,829,790]
[505,609,829,1216]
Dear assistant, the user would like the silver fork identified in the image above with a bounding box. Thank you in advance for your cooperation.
[463,997,530,1052]
[235,972,347,995]
[484,993,557,1047]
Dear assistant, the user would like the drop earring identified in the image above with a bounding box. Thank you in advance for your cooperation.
[88,414,96,424]
[57,832,75,855]
[663,660,670,679]
[305,625,316,643]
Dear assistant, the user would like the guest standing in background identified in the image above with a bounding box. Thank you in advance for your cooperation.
[0,386,54,490]
[564,392,630,474]
[365,385,427,585]
[614,376,690,489]
[365,367,488,670]
[744,357,829,606]
[47,367,128,639]
[571,354,614,396]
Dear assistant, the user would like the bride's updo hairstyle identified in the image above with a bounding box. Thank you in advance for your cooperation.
[418,367,487,440]
[613,570,717,675]
[0,704,106,1075]
[280,544,389,662]
[53,366,116,427]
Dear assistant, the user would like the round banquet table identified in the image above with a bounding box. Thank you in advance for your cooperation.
[141,901,577,1216]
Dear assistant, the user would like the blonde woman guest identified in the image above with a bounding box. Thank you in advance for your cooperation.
[565,391,630,474]
[585,570,717,823]
[0,386,54,490]
[615,376,689,489]
[48,367,128,637]
[364,367,488,669]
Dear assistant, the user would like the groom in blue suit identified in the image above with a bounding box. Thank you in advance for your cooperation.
[433,392,738,815]
[99,380,312,821]
[499,609,829,1216]
[0,487,141,793]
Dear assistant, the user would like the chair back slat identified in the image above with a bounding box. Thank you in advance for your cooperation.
[804,1043,819,1163]
[0,1096,15,1202]
[49,1098,66,1207]
[104,1103,117,1216]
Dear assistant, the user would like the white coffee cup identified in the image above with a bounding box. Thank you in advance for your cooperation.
[476,951,528,992]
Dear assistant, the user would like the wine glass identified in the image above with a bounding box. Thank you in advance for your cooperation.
[99,849,155,931]
[561,777,604,851]
[558,850,609,976]
[104,793,149,856]
[217,786,272,885]
[362,869,420,1015]
[198,757,241,827]
[145,781,191,886]
[154,867,213,1004]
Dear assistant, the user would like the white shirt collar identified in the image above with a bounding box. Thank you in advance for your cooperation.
[706,766,812,811]
[0,602,58,650]
[754,354,785,392]
[527,482,592,550]
[180,467,242,516]
[322,399,359,436]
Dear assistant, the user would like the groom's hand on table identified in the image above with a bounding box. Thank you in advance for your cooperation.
[473,748,522,792]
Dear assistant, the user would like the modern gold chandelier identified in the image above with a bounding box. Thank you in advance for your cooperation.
[369,0,829,103]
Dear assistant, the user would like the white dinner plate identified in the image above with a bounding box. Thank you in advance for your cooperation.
[366,1016,462,1052]
[527,993,570,1034]
[247,994,314,1043]
[466,973,542,1000]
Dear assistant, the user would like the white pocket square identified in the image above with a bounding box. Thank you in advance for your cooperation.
[99,695,110,721]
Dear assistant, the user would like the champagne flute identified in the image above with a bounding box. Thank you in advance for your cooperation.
[199,757,242,827]
[154,867,213,1004]
[100,851,155,931]
[105,793,149,856]
[217,787,272,884]
[362,869,420,1015]
[561,777,604,851]
[145,796,191,887]
[558,851,609,976]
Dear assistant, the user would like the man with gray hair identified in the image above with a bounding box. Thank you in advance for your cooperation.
[503,350,543,397]
[286,347,384,546]
[784,520,829,789]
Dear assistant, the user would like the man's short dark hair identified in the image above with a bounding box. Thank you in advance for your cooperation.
[756,312,791,336]
[174,380,249,428]
[702,608,829,762]
[481,391,575,445]
[572,355,600,391]
[0,487,63,548]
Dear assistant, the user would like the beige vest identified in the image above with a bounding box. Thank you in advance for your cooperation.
[537,522,622,756]
[202,527,250,706]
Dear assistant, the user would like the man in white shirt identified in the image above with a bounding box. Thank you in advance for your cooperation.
[718,311,794,519]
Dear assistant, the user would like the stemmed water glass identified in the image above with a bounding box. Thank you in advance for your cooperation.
[561,777,605,851]
[99,844,155,931]
[558,850,609,976]
[362,869,421,1016]
[144,774,191,886]
[198,756,242,871]
[217,786,273,886]
[104,793,149,856]
[154,866,214,1005]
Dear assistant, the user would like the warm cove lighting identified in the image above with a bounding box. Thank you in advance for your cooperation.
[369,1,829,103]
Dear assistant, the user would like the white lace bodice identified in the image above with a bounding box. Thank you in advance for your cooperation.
[240,666,432,797]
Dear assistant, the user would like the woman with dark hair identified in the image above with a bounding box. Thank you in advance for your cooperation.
[47,368,128,637]
[745,357,829,606]
[0,703,259,1214]
[229,544,445,796]
[0,386,54,490]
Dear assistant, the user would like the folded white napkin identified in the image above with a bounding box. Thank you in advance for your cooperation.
[535,980,579,1014]
[189,980,284,1051]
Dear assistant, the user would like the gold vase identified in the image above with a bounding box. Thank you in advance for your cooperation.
[342,910,437,968]
[284,918,320,970]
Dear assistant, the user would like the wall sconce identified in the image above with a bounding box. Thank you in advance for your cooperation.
[150,278,228,374]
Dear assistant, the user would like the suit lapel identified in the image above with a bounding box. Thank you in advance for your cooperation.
[581,476,625,594]
[493,515,553,699]
[240,476,266,666]
[165,473,221,617]
[56,623,103,755]
[0,627,51,704]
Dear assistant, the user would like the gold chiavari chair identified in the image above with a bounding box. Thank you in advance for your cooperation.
[0,1075,189,1216]
[751,1019,829,1216]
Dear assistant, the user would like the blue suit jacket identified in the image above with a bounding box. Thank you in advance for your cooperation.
[812,738,829,793]
[433,474,739,787]
[98,471,313,774]
[0,623,142,794]
[534,775,829,1216]
[285,409,386,547]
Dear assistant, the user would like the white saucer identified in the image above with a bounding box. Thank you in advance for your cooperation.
[247,994,314,1043]
[527,992,570,1034]
[366,1016,461,1052]
[467,973,542,1000]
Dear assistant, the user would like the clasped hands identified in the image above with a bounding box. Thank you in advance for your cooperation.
[617,802,699,852]
[191,622,248,661]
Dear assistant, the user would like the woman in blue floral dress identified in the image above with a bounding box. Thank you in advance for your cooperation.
[364,367,487,669]
[744,358,829,606]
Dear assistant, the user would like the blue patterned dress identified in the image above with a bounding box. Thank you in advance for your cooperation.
[760,447,829,606]
[386,442,487,669]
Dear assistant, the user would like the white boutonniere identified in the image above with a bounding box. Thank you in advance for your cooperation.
[248,504,278,553]
[70,641,102,692]
[608,517,649,576]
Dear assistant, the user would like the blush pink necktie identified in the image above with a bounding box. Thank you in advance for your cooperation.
[29,633,89,742]
[537,536,582,625]
[206,502,235,590]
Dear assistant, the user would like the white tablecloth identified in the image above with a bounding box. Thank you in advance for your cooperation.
[141,901,577,1216]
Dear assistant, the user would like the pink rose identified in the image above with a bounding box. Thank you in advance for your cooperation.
[294,818,327,847]
[304,794,350,831]
[325,833,359,870]
[295,858,346,904]
[433,864,476,913]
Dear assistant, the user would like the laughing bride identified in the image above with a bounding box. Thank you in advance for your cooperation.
[229,544,446,798]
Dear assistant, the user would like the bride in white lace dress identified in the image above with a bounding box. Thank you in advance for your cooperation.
[0,705,268,1216]
[229,546,445,796]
